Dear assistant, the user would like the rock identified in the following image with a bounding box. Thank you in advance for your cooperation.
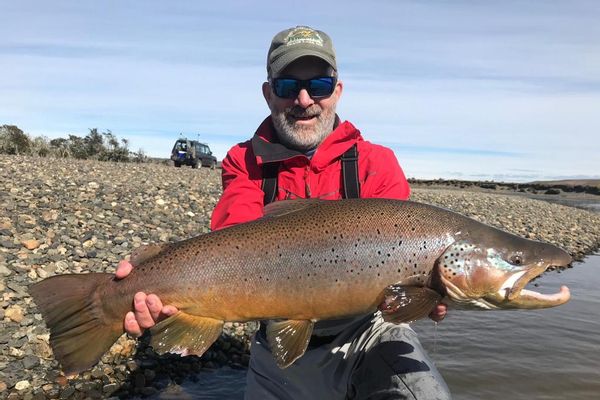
[91,368,104,379]
[21,239,40,250]
[126,360,138,372]
[55,376,68,387]
[5,305,24,323]
[0,264,11,277]
[15,380,31,391]
[1,240,17,249]
[41,210,59,223]
[7,282,28,298]
[9,347,24,357]
[59,386,75,399]
[22,355,40,369]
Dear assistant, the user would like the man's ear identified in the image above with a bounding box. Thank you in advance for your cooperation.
[262,81,272,104]
[333,79,344,100]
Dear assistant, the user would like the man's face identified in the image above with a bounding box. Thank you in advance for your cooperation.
[263,57,343,151]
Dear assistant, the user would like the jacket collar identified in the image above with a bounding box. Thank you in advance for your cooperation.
[251,115,363,169]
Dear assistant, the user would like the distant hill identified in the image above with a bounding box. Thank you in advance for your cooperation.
[410,178,600,195]
[530,179,600,188]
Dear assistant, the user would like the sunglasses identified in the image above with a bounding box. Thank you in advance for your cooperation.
[270,76,337,99]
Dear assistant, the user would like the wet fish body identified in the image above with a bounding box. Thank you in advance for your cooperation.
[30,199,572,374]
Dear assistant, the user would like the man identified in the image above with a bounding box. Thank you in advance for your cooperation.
[117,26,450,399]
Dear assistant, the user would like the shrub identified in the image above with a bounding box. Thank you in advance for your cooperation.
[0,125,32,155]
[31,136,51,157]
[1,124,145,163]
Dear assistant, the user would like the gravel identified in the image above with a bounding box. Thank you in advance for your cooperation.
[1,154,599,399]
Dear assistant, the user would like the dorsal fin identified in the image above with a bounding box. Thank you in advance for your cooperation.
[130,243,170,266]
[263,199,325,218]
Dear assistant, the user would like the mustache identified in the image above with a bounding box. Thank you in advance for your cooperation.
[286,105,322,118]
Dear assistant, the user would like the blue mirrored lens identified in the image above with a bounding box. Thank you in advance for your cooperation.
[273,79,300,98]
[272,77,336,99]
[308,78,336,97]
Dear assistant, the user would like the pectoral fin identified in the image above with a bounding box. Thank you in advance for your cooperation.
[378,285,442,324]
[149,312,223,357]
[266,319,314,368]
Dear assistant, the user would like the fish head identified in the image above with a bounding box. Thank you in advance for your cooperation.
[435,229,572,310]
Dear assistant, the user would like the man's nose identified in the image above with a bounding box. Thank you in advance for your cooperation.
[295,88,314,108]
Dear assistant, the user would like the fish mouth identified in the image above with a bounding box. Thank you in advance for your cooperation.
[499,257,572,309]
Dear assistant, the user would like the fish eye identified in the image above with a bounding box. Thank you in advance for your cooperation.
[509,254,523,265]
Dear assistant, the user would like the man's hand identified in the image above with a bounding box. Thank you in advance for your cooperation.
[429,303,447,323]
[116,260,178,337]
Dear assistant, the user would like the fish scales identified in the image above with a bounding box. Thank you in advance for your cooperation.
[104,200,465,321]
[29,198,572,374]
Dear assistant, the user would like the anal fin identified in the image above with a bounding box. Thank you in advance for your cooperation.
[149,312,223,357]
[378,285,442,324]
[266,319,314,368]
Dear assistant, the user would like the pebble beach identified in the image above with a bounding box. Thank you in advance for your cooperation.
[1,154,599,399]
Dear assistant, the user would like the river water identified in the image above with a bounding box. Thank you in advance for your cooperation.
[413,254,600,400]
[151,195,600,399]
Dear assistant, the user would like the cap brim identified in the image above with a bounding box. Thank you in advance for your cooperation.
[270,49,336,77]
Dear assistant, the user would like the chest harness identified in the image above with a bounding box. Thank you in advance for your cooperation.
[261,144,360,204]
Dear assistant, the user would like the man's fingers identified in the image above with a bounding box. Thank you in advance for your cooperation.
[429,303,448,323]
[133,292,156,329]
[124,311,142,337]
[146,294,164,322]
[115,260,133,280]
[161,305,179,319]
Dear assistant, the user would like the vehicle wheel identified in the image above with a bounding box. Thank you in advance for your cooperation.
[192,160,199,169]
[211,160,216,170]
[174,161,181,168]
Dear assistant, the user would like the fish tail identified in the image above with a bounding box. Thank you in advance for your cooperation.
[29,273,123,375]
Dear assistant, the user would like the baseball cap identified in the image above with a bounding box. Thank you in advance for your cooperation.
[267,26,337,77]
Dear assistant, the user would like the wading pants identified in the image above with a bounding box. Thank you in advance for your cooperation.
[244,314,451,400]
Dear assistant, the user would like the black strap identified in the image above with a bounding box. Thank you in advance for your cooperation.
[341,144,360,199]
[262,163,279,205]
[261,144,360,204]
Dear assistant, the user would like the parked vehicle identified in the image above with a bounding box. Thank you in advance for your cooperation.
[170,138,217,169]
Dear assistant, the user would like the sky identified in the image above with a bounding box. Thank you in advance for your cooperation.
[1,0,599,182]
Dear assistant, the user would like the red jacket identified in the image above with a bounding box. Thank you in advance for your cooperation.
[210,116,411,230]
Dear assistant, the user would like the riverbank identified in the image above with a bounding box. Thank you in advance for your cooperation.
[1,155,599,399]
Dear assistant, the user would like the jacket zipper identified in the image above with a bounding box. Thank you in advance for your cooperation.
[304,165,311,198]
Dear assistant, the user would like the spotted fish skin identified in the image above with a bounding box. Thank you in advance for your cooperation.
[30,198,572,374]
[99,199,459,323]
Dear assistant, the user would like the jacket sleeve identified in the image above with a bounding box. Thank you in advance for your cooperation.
[360,144,411,201]
[210,146,265,231]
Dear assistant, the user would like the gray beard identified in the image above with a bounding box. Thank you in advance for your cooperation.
[272,104,336,151]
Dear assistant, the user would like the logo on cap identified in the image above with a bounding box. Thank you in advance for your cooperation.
[284,27,324,47]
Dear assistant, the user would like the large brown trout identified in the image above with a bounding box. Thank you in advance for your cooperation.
[30,199,572,374]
